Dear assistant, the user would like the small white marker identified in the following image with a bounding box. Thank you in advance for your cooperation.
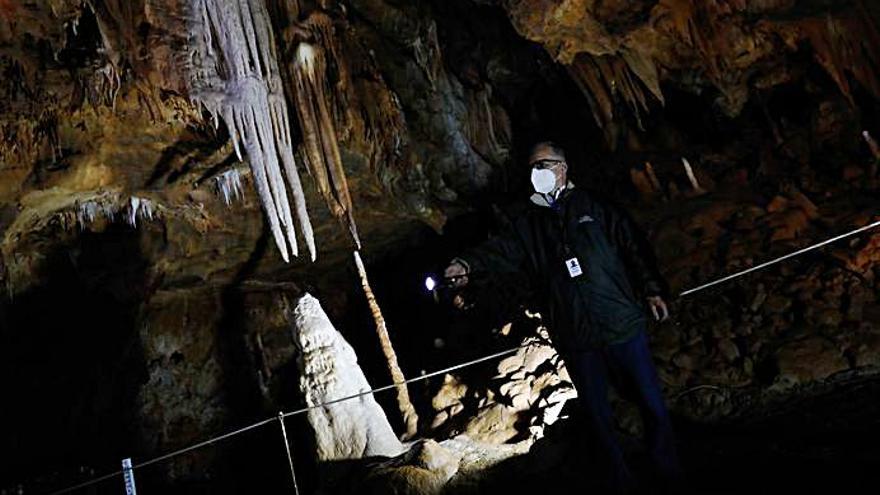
[122,458,137,495]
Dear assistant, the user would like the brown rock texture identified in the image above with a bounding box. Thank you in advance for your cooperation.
[1,0,879,492]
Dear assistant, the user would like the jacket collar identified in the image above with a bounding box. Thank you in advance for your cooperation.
[529,181,576,208]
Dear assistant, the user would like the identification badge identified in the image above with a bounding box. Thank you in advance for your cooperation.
[565,257,583,278]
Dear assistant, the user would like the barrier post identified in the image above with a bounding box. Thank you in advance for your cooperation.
[121,458,137,495]
[277,411,300,495]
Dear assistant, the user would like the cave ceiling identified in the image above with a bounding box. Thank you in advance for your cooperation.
[0,0,877,294]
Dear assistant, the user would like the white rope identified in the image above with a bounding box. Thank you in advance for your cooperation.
[47,417,276,495]
[679,218,880,297]
[282,343,531,420]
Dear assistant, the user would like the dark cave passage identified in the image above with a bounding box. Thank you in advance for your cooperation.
[0,226,148,489]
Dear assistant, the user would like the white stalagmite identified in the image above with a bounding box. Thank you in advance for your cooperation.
[187,0,316,261]
[291,293,404,460]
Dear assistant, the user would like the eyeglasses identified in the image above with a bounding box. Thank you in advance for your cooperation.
[530,159,565,170]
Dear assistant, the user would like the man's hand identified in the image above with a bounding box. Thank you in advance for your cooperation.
[647,296,669,322]
[444,262,469,288]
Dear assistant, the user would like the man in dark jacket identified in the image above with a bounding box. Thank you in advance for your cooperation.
[445,141,682,493]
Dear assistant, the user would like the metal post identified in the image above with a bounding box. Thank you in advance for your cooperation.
[277,412,300,495]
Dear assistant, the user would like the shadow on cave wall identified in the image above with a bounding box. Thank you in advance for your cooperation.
[0,225,149,491]
[196,227,318,495]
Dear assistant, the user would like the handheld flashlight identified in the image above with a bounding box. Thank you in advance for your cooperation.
[424,275,467,291]
[424,273,473,307]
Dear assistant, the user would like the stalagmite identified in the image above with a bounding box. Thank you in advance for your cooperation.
[290,292,403,461]
[353,251,419,440]
[291,37,360,249]
[187,0,315,261]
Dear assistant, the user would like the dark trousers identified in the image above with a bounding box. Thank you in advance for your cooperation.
[565,330,682,493]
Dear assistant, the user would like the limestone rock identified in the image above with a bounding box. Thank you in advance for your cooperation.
[462,403,521,444]
[364,439,462,495]
[764,294,792,314]
[717,338,740,363]
[430,325,577,444]
[772,337,849,389]
[853,333,880,369]
[430,374,469,430]
[291,292,403,461]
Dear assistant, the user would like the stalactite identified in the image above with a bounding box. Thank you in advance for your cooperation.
[655,0,880,108]
[73,194,157,230]
[681,157,705,195]
[655,0,733,86]
[645,161,663,193]
[463,84,511,165]
[863,131,880,160]
[795,11,880,105]
[124,196,155,227]
[410,21,442,91]
[291,39,360,248]
[275,4,412,235]
[214,168,245,206]
[567,52,657,145]
[76,197,117,227]
[187,0,316,261]
[353,250,419,440]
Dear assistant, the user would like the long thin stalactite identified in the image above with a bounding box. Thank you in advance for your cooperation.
[353,251,419,440]
[289,16,360,249]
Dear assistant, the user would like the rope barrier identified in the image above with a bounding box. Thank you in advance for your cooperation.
[46,471,124,495]
[678,218,880,297]
[45,343,534,495]
[281,344,531,420]
[41,215,880,495]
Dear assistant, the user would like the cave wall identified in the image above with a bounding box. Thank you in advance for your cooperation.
[1,0,879,490]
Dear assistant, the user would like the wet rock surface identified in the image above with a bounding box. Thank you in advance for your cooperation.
[0,0,879,493]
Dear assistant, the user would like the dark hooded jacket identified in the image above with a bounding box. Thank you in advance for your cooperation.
[456,184,668,357]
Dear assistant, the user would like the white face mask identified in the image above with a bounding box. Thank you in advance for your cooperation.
[531,168,558,194]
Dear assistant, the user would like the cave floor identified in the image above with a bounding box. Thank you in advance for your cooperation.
[676,376,880,494]
[457,375,880,495]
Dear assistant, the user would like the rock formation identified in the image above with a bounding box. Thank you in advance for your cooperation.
[291,292,403,460]
[1,0,879,492]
